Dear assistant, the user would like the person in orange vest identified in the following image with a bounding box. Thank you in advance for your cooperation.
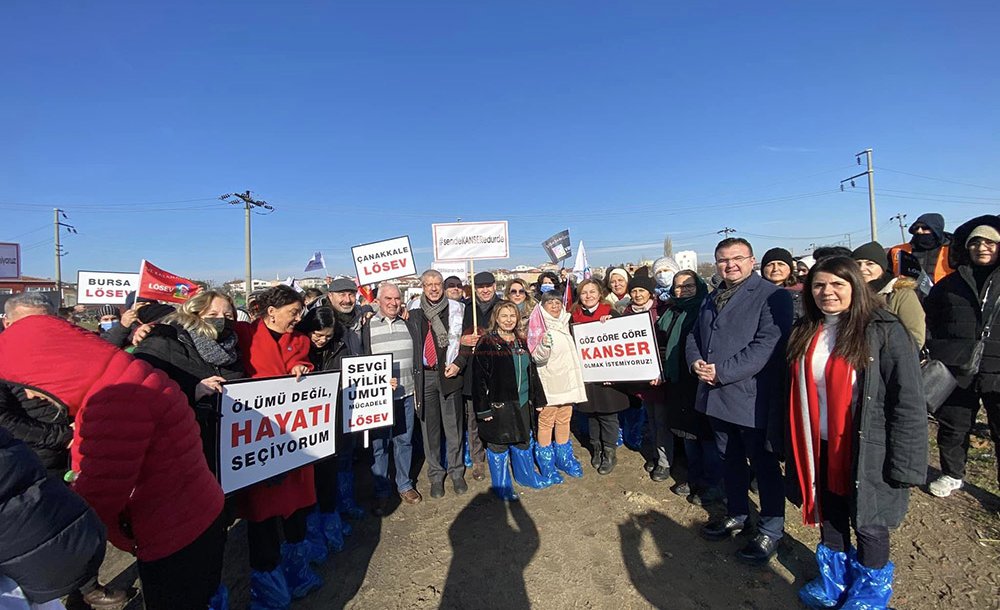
[888,213,954,285]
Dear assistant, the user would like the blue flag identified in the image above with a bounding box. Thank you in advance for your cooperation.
[304,251,325,273]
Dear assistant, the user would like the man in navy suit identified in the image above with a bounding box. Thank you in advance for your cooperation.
[686,238,793,564]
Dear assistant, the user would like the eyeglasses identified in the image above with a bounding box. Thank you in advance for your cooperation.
[674,284,697,291]
[445,284,462,289]
[968,238,998,249]
[715,255,751,266]
[508,289,525,294]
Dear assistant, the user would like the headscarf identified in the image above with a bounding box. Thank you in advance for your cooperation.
[656,274,708,383]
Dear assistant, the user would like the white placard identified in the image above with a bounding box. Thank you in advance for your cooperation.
[572,315,663,383]
[432,221,509,262]
[218,371,340,494]
[0,243,20,279]
[431,260,468,283]
[341,354,395,433]
[76,271,141,304]
[352,236,416,285]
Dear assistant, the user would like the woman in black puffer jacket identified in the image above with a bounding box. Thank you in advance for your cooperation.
[925,214,1000,498]
[0,428,107,604]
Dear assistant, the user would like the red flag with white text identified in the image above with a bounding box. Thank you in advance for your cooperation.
[137,259,201,304]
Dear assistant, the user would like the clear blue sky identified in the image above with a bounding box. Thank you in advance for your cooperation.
[2,1,998,283]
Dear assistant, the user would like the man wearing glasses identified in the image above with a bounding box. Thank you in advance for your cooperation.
[686,238,793,565]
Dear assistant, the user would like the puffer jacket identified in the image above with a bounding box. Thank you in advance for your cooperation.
[530,307,587,405]
[0,382,72,476]
[0,428,106,603]
[875,276,925,348]
[0,316,224,562]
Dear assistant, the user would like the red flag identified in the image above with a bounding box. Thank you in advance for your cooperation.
[356,278,374,305]
[138,259,201,304]
[562,280,573,310]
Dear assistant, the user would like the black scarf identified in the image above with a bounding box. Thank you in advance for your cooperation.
[712,278,746,312]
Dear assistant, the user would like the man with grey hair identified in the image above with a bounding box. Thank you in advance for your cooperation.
[361,282,423,515]
[2,293,55,328]
[408,269,468,498]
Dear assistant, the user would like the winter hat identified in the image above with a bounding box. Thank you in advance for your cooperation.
[760,248,795,270]
[607,267,630,282]
[97,304,120,319]
[796,255,815,270]
[966,224,1000,248]
[328,277,357,293]
[137,303,175,324]
[851,241,889,271]
[473,271,496,286]
[909,213,946,241]
[627,266,656,295]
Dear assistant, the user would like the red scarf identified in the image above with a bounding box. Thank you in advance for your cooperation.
[789,324,855,526]
[571,302,613,324]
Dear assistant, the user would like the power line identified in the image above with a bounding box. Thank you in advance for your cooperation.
[875,166,1000,192]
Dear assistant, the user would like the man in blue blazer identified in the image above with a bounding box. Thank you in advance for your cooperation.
[686,237,793,564]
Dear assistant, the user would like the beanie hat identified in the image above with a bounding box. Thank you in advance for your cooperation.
[909,213,946,241]
[137,303,175,324]
[966,224,1000,248]
[607,267,629,282]
[97,305,120,319]
[760,248,795,270]
[627,266,656,295]
[851,241,889,271]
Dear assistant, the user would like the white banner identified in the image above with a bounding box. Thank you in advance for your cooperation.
[218,371,340,494]
[352,236,416,285]
[76,271,140,304]
[0,243,20,279]
[431,260,468,283]
[432,221,509,262]
[572,315,662,383]
[341,354,394,433]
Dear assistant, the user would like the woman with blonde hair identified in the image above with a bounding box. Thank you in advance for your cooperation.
[505,278,536,336]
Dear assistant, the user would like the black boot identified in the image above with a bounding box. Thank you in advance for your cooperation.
[590,443,603,469]
[598,444,617,475]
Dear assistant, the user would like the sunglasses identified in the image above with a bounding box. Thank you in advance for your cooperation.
[445,283,462,289]
[508,289,525,294]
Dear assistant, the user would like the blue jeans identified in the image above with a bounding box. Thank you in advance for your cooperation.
[683,437,722,488]
[711,417,785,540]
[370,395,416,497]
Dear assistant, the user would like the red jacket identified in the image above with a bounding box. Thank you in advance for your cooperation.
[233,320,317,521]
[0,316,223,562]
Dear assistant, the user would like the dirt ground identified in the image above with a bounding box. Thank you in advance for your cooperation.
[100,418,1000,610]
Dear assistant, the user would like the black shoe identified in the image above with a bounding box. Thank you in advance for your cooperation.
[590,446,603,469]
[671,481,691,496]
[689,485,725,507]
[700,516,745,541]
[650,465,670,483]
[643,459,656,473]
[736,533,780,564]
[598,445,617,475]
[452,476,468,495]
[430,480,445,499]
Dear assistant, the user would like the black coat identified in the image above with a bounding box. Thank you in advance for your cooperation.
[472,332,546,437]
[132,324,246,474]
[786,310,928,528]
[409,304,467,397]
[925,214,1000,392]
[0,382,72,476]
[461,295,503,396]
[0,428,107,603]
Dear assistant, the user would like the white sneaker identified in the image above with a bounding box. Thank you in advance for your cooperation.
[928,474,963,497]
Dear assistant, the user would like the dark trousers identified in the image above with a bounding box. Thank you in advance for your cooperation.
[247,507,310,572]
[487,440,530,452]
[465,398,486,464]
[818,443,890,568]
[711,417,785,539]
[937,383,1000,480]
[421,373,465,482]
[314,456,338,513]
[684,437,723,488]
[137,512,227,610]
[588,413,619,448]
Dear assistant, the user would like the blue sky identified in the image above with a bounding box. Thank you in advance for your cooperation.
[2,2,998,283]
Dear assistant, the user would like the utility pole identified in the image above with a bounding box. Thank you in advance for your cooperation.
[840,148,877,241]
[717,227,737,239]
[53,209,77,307]
[219,191,273,301]
[891,213,908,243]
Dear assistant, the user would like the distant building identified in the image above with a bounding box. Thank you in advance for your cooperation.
[675,250,698,271]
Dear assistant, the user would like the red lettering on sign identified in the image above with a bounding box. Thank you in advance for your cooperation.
[290,410,308,432]
[232,420,252,447]
[255,417,275,442]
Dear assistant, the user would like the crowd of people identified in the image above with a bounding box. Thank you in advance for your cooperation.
[0,211,998,610]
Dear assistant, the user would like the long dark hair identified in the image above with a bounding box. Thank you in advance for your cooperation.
[296,306,337,335]
[787,255,876,369]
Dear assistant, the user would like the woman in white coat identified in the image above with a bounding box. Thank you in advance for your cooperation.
[529,291,587,479]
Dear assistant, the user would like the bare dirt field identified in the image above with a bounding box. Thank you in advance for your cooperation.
[99,419,1000,609]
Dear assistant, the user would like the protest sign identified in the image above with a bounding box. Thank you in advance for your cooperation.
[76,271,140,304]
[432,221,509,261]
[352,236,416,285]
[137,259,201,304]
[541,229,572,264]
[341,354,394,433]
[0,243,20,279]
[431,260,468,282]
[217,370,340,494]
[572,314,662,383]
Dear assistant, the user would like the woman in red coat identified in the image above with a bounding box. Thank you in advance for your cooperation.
[0,316,226,610]
[234,285,321,607]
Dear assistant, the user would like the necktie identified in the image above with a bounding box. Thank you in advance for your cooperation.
[424,328,438,368]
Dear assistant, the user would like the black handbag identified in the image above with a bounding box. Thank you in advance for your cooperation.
[921,357,957,415]
[477,400,530,445]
